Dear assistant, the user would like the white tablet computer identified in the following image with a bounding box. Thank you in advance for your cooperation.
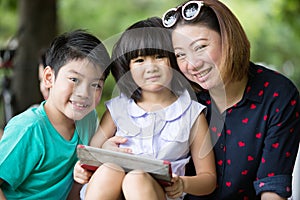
[77,144,172,186]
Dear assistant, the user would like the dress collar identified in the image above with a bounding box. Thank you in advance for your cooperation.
[127,89,192,121]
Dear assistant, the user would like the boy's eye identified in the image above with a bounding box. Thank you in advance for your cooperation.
[91,83,102,89]
[92,80,104,89]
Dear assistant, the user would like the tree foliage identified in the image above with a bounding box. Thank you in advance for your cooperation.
[0,0,299,117]
[223,0,300,87]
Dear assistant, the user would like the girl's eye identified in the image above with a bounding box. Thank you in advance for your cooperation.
[132,57,144,63]
[156,54,166,59]
[135,59,144,63]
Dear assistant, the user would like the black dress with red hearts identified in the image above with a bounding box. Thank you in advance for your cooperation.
[185,62,300,200]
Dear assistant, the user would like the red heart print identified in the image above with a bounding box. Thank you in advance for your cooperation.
[264,82,269,87]
[258,90,264,96]
[241,170,248,175]
[248,156,254,161]
[242,118,248,124]
[211,127,217,132]
[291,100,296,106]
[217,160,223,166]
[250,104,256,109]
[262,157,266,163]
[273,92,279,97]
[246,86,251,93]
[239,141,246,147]
[226,182,231,187]
[268,172,275,177]
[256,133,262,138]
[272,143,279,148]
[259,182,265,187]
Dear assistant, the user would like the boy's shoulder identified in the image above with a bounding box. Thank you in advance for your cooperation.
[5,102,49,131]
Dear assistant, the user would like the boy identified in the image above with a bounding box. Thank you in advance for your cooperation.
[0,30,110,199]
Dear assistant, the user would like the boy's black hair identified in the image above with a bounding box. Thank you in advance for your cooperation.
[111,17,185,101]
[45,29,111,79]
[38,50,47,68]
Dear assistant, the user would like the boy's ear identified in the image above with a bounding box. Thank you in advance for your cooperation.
[43,66,55,88]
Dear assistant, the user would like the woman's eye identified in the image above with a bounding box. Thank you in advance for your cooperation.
[175,52,185,59]
[194,45,206,52]
[70,77,79,83]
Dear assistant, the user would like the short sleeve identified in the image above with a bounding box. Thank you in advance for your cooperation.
[0,124,43,190]
[76,109,98,145]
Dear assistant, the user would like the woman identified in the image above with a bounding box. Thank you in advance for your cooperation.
[161,0,300,199]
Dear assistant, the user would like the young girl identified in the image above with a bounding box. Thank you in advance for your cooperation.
[74,17,216,200]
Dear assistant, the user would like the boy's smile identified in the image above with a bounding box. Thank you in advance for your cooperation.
[44,58,104,124]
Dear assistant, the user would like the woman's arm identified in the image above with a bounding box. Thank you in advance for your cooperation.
[261,192,286,200]
[182,113,217,195]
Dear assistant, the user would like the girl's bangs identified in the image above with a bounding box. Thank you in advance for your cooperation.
[124,28,173,60]
[127,48,169,60]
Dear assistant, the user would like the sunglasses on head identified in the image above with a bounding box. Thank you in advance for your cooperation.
[162,1,204,28]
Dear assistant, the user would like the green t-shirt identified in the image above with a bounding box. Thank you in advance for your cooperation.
[0,102,97,199]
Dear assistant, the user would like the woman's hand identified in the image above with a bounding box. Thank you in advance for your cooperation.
[102,136,132,153]
[164,174,184,199]
[73,161,92,184]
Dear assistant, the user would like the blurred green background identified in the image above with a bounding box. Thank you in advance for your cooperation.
[0,0,299,119]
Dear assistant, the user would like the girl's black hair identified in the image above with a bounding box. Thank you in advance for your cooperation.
[111,17,185,101]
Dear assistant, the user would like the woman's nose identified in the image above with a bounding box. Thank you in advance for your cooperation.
[186,54,202,71]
